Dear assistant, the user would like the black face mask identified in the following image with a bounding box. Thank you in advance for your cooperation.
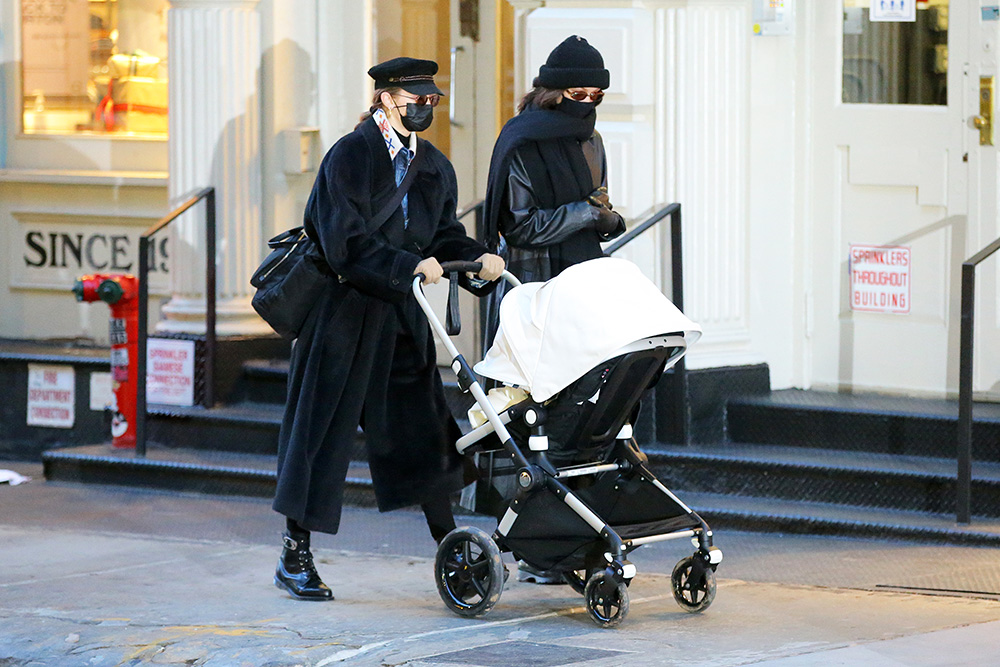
[400,104,434,132]
[557,98,596,119]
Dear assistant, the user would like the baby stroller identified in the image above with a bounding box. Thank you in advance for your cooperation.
[413,257,722,628]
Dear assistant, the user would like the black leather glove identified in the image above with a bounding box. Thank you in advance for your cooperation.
[594,205,624,236]
[588,186,611,210]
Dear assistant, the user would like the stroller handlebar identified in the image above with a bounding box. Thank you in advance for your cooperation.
[412,264,522,289]
[439,260,483,275]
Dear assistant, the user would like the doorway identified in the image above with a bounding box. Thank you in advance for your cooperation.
[373,0,515,361]
[806,0,998,398]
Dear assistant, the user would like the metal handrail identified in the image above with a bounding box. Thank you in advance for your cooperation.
[956,234,1000,524]
[136,187,216,458]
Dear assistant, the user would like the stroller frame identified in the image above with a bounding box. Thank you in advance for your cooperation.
[414,263,722,627]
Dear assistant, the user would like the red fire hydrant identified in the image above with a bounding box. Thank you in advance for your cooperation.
[73,274,139,449]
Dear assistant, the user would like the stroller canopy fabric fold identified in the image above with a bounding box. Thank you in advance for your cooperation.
[475,257,702,402]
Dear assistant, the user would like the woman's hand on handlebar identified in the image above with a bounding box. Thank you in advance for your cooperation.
[475,253,505,281]
[414,257,444,285]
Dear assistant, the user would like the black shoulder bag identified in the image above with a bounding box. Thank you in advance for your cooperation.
[250,145,424,339]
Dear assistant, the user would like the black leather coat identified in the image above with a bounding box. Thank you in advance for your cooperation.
[485,130,625,346]
[500,131,623,282]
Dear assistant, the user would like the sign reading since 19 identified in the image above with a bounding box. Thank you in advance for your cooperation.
[12,217,170,293]
[849,244,911,314]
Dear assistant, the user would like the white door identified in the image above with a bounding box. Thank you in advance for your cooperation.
[807,0,998,397]
[966,8,1000,400]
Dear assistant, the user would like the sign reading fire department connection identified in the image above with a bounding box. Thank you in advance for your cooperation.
[27,364,75,428]
[850,244,911,314]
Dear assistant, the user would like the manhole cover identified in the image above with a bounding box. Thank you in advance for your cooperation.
[422,640,625,666]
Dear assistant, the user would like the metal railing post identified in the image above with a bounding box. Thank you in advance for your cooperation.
[136,236,150,458]
[204,188,217,408]
[957,263,974,524]
[669,206,690,445]
[473,202,486,358]
[954,234,1000,525]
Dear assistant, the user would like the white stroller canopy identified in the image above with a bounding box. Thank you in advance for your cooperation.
[475,257,702,402]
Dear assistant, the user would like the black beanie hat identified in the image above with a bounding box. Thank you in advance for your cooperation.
[534,35,610,90]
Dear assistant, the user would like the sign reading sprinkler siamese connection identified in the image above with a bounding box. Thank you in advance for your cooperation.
[850,244,911,314]
[146,338,195,407]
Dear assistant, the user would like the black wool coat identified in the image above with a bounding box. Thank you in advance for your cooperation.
[273,116,488,534]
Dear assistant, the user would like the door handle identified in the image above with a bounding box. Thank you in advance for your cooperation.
[450,45,464,128]
[975,76,994,146]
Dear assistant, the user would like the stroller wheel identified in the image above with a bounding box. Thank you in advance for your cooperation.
[435,527,505,618]
[584,572,629,628]
[671,556,717,613]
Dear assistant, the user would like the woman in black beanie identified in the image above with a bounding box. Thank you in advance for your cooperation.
[481,35,626,584]
[483,35,625,341]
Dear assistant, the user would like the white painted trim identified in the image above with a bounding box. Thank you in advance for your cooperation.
[0,169,168,187]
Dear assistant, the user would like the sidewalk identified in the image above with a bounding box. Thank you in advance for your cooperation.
[2,461,1000,666]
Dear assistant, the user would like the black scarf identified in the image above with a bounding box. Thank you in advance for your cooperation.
[483,104,597,253]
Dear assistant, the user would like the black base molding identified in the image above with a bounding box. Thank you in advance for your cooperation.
[0,335,290,461]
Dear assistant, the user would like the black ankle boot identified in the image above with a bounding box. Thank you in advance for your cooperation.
[274,532,333,601]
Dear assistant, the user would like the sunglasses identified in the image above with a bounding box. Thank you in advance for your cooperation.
[565,89,605,103]
[395,93,441,107]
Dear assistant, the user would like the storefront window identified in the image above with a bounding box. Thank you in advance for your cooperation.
[21,0,168,136]
[842,0,948,105]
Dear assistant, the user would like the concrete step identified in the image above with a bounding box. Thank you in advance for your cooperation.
[40,443,1000,547]
[41,443,377,506]
[146,401,470,459]
[236,357,476,421]
[644,443,1000,518]
[147,402,283,455]
[681,489,1000,547]
[727,389,1000,461]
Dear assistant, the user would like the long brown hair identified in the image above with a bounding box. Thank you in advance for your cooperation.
[517,86,564,114]
[356,87,403,128]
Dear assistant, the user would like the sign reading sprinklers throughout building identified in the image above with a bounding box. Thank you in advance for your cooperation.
[850,244,911,314]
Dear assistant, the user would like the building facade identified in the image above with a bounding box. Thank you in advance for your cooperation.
[1,0,998,400]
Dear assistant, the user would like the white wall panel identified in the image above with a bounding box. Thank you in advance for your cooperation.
[660,2,753,364]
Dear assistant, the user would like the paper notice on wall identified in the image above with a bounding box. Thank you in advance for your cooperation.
[21,0,91,97]
[27,364,75,428]
[870,0,916,22]
[146,338,195,407]
[89,372,113,411]
[850,244,911,314]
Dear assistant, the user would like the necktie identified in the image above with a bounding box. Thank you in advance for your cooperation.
[395,148,411,228]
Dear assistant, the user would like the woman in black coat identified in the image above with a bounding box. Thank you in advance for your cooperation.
[481,36,625,584]
[482,35,626,353]
[272,57,504,601]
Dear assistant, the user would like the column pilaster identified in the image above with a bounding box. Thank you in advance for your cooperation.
[159,0,270,335]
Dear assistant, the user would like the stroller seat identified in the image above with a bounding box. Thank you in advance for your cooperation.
[459,334,685,464]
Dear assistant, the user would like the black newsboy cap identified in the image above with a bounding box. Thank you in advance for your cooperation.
[368,57,445,96]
